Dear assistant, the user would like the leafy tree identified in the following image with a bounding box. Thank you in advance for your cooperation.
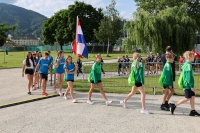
[42,1,104,49]
[94,0,122,56]
[0,22,17,46]
[127,4,197,55]
[135,0,200,29]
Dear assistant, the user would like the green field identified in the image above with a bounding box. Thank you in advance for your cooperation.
[0,51,139,69]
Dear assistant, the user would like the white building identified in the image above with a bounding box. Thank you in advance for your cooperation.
[10,35,40,46]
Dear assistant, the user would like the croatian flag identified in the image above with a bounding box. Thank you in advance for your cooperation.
[72,16,88,58]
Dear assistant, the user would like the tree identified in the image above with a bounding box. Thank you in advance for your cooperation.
[0,22,17,46]
[127,4,197,55]
[135,0,200,29]
[94,0,122,56]
[42,1,103,50]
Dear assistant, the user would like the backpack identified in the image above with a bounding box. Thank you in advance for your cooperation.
[178,71,184,89]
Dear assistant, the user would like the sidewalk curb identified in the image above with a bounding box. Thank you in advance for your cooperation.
[0,94,59,109]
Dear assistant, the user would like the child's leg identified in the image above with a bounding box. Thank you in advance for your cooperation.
[67,81,75,99]
[175,98,190,106]
[124,86,137,102]
[190,96,195,110]
[59,73,64,92]
[26,74,31,92]
[162,88,169,104]
[166,87,174,102]
[137,85,146,110]
[41,79,46,92]
[88,83,95,100]
[97,82,108,100]
[54,74,61,91]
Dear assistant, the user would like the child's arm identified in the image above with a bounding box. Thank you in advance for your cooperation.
[22,64,25,77]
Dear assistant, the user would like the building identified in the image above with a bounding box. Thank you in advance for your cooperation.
[9,35,40,46]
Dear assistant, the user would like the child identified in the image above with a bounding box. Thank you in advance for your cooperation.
[170,51,200,116]
[77,56,83,77]
[160,53,174,111]
[54,50,65,96]
[35,52,51,96]
[117,57,122,76]
[63,55,78,103]
[22,52,35,95]
[120,53,151,114]
[87,54,112,105]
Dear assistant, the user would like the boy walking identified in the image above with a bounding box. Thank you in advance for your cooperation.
[160,53,174,111]
[170,51,200,116]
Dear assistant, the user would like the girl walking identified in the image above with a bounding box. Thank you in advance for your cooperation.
[63,55,78,103]
[120,53,151,114]
[54,51,65,96]
[87,54,112,105]
[22,52,35,95]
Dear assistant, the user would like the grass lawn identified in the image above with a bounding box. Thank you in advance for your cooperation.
[0,51,141,69]
[62,75,200,96]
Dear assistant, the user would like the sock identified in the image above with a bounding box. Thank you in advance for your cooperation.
[165,101,168,104]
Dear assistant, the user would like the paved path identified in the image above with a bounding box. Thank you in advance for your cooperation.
[1,68,200,133]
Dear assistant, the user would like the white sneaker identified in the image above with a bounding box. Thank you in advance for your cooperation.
[87,100,94,105]
[59,92,63,96]
[120,101,127,108]
[105,100,112,106]
[63,95,68,100]
[141,109,152,114]
[72,99,78,103]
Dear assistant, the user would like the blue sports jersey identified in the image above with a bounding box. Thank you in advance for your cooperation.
[64,62,75,80]
[55,56,65,74]
[48,55,53,65]
[38,58,50,74]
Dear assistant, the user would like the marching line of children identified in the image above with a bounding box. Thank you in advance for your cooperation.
[22,50,200,116]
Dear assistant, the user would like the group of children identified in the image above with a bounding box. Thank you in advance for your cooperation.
[117,55,131,76]
[22,49,200,116]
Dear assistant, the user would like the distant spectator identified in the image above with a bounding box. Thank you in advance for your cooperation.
[156,53,162,74]
[145,54,151,75]
[125,55,130,74]
[122,55,126,74]
[117,57,123,76]
[77,56,83,76]
[149,52,155,74]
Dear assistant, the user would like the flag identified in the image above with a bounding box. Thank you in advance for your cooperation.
[192,50,200,59]
[72,16,88,58]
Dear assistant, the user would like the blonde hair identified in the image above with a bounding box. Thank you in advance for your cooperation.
[133,53,140,60]
[166,53,173,59]
[183,51,194,60]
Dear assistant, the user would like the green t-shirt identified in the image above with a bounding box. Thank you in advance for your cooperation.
[90,62,102,84]
[131,61,144,84]
[182,61,194,89]
[162,62,173,86]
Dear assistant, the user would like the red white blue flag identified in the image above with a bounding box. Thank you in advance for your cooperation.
[72,16,88,58]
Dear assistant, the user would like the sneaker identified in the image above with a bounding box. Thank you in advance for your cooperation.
[120,101,127,108]
[28,92,31,95]
[42,92,48,96]
[105,100,112,106]
[72,99,78,103]
[53,89,57,94]
[160,104,169,111]
[59,92,63,96]
[63,95,68,100]
[170,104,176,115]
[189,110,200,116]
[87,100,94,105]
[141,109,152,114]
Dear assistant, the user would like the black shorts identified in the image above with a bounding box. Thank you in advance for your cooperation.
[90,80,102,84]
[135,82,143,87]
[40,73,48,81]
[67,80,74,82]
[184,89,195,98]
[163,86,173,89]
[25,69,34,75]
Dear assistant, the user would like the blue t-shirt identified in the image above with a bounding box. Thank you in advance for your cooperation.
[55,57,65,74]
[48,55,53,65]
[64,63,75,80]
[38,58,50,74]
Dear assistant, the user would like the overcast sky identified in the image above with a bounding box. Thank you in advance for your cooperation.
[0,0,137,19]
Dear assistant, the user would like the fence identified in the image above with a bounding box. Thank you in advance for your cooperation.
[80,62,200,94]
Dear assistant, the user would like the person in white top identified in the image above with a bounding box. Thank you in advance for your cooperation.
[22,52,35,95]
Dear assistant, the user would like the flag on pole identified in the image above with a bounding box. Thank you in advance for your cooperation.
[72,16,88,58]
[192,50,200,59]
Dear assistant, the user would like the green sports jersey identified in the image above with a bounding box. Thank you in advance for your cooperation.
[89,62,102,84]
[162,62,173,86]
[182,61,194,89]
[131,61,144,84]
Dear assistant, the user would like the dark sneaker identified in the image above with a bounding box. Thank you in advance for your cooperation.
[170,104,176,115]
[173,93,178,95]
[28,92,31,95]
[189,110,200,116]
[161,104,169,111]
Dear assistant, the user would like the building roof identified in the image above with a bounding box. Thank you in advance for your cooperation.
[12,35,38,40]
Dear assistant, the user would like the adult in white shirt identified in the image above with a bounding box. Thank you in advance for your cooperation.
[22,52,35,95]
